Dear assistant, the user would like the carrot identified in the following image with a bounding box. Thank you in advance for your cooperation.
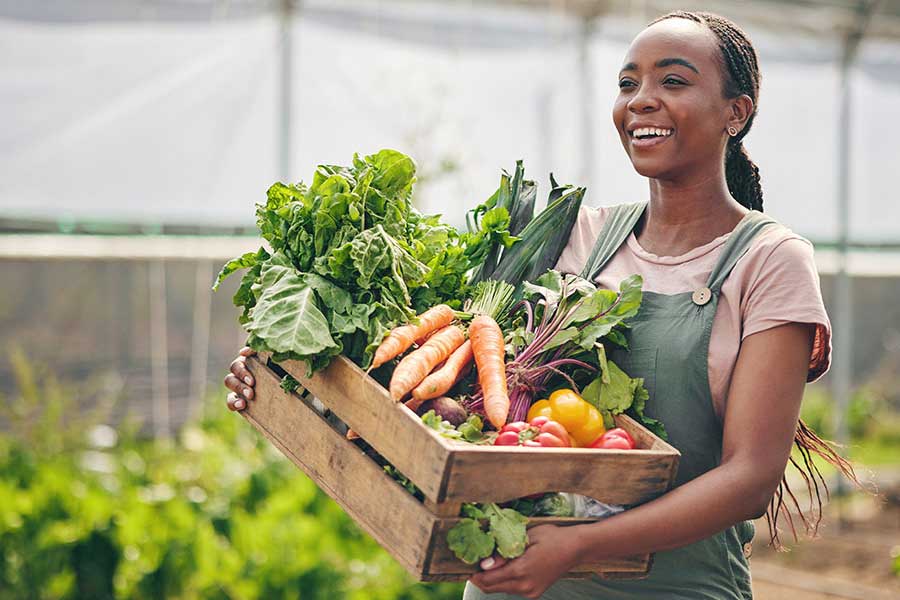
[469,315,509,429]
[369,304,455,371]
[411,340,473,402]
[389,326,465,402]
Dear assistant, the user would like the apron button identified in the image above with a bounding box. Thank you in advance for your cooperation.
[743,542,752,558]
[692,287,712,306]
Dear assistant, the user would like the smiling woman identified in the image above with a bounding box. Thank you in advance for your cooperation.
[455,10,862,600]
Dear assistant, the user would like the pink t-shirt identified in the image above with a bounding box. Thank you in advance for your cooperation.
[555,206,832,420]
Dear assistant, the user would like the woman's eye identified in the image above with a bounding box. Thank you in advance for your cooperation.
[664,77,686,86]
[618,79,636,89]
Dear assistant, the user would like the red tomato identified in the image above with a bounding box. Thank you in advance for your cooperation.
[603,428,635,447]
[589,430,635,450]
[600,436,633,450]
[535,432,568,447]
[538,421,570,446]
[522,440,542,447]
[494,431,521,446]
[500,421,529,434]
[528,416,551,429]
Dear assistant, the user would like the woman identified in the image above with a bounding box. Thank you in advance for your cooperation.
[226,11,854,599]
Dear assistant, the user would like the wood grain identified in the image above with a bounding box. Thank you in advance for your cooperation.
[272,354,453,501]
[241,357,435,577]
[244,355,680,581]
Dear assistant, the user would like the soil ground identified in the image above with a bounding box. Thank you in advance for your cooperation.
[750,481,899,599]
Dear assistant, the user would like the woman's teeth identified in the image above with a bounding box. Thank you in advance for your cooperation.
[633,127,673,139]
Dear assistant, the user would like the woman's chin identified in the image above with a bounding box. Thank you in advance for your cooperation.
[629,159,673,180]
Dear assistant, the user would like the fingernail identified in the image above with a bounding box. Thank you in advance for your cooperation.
[243,388,251,398]
[480,557,494,569]
[244,377,252,385]
[235,400,244,409]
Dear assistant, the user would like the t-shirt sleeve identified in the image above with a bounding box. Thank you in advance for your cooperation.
[741,236,832,382]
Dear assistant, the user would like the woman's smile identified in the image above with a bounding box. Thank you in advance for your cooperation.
[628,125,675,149]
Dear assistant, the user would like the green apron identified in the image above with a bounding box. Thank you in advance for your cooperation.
[464,203,775,600]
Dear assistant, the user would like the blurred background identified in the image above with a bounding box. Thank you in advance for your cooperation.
[1,0,898,598]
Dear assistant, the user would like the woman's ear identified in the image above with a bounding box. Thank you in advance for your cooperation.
[727,94,754,135]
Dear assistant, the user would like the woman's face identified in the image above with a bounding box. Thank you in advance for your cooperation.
[612,19,737,182]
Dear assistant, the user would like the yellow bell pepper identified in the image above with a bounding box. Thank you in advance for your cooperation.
[527,389,605,447]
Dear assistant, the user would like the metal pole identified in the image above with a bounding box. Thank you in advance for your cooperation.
[577,17,595,195]
[832,0,878,518]
[279,0,294,181]
[189,260,213,421]
[149,260,170,440]
[832,31,853,512]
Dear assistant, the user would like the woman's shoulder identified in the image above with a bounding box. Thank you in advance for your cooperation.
[745,214,818,272]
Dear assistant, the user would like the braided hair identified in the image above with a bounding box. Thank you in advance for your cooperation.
[649,11,865,548]
[651,11,764,211]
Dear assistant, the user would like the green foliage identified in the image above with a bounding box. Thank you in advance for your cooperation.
[446,503,528,564]
[216,149,480,372]
[0,356,463,599]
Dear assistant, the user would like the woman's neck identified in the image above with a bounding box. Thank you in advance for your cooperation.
[635,174,748,257]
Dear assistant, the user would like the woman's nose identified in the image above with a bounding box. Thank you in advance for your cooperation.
[628,85,660,113]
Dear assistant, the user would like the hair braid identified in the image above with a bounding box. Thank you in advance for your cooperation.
[648,11,867,550]
[651,11,764,211]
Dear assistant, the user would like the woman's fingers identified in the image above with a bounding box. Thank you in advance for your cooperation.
[226,392,245,412]
[239,346,256,358]
[230,355,255,387]
[224,373,254,400]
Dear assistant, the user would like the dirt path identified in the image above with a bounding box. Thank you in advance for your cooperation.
[748,487,899,599]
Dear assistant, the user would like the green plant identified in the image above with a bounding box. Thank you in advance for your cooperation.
[0,355,464,599]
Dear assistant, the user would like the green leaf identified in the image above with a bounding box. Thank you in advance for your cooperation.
[302,273,352,314]
[544,327,580,351]
[604,328,629,349]
[366,149,417,197]
[582,361,636,416]
[525,186,584,281]
[483,504,528,559]
[247,279,338,356]
[628,382,667,439]
[447,519,495,564]
[421,410,462,439]
[280,375,301,393]
[214,247,269,290]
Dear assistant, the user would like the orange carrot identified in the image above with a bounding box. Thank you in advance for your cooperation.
[404,396,426,414]
[468,315,509,429]
[411,340,473,402]
[370,304,455,370]
[389,326,465,402]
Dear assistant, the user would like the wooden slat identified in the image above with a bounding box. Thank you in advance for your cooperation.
[442,447,677,504]
[424,518,650,581]
[272,355,453,502]
[437,413,679,504]
[242,357,435,577]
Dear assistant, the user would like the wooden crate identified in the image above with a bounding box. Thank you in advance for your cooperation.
[242,353,680,582]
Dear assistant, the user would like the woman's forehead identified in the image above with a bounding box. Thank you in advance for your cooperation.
[622,19,720,72]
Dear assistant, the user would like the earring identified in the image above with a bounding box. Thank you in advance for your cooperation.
[727,126,738,136]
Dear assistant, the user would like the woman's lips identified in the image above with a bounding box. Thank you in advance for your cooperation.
[630,133,673,149]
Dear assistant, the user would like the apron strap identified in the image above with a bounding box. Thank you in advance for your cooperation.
[705,210,778,293]
[579,201,648,281]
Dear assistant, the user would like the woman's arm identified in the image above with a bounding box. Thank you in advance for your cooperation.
[470,321,814,597]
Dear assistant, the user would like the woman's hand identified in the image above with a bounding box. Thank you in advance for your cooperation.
[224,346,256,411]
[468,524,579,599]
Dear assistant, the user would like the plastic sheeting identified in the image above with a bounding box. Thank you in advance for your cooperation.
[1,1,899,242]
